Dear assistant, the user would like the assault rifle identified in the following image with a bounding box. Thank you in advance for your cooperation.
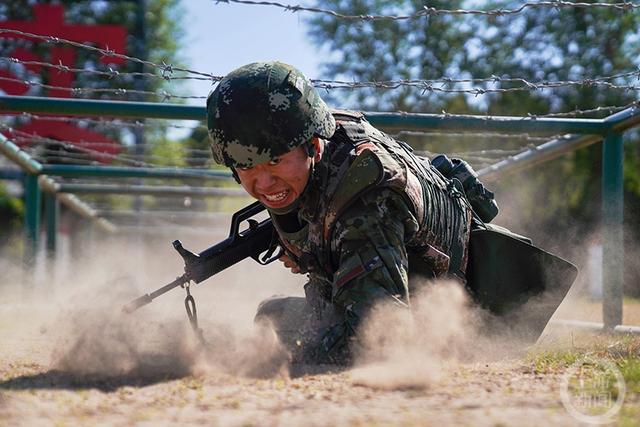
[123,201,280,313]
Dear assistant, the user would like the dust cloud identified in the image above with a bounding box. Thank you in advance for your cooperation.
[2,215,622,391]
[0,231,302,384]
[350,279,557,390]
[49,294,290,381]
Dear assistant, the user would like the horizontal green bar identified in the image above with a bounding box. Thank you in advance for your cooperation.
[58,183,245,197]
[363,112,608,134]
[0,95,612,134]
[0,95,204,121]
[41,164,232,180]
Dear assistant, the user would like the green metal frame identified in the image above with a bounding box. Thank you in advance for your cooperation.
[0,95,637,330]
[1,95,611,134]
[602,132,624,328]
[23,173,41,263]
[44,191,59,257]
[41,164,231,179]
[57,183,247,197]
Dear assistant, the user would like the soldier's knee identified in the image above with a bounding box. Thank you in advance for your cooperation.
[255,295,288,323]
[254,296,307,328]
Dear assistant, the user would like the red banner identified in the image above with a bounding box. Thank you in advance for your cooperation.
[0,4,129,161]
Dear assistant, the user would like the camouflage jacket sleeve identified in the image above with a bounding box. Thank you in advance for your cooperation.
[312,187,420,363]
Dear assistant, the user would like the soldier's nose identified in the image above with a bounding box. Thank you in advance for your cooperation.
[254,171,277,190]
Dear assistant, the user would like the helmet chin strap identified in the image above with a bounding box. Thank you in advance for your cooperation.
[230,168,241,184]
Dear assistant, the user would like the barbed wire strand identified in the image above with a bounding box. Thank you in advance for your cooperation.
[0,28,221,82]
[2,124,155,167]
[1,124,218,168]
[0,75,203,101]
[1,111,572,143]
[5,133,538,173]
[215,0,640,21]
[3,121,535,170]
[2,74,638,116]
[10,112,199,131]
[31,143,524,166]
[4,55,640,93]
[23,141,506,171]
[4,64,640,99]
[391,130,562,142]
[0,57,212,82]
[27,147,211,167]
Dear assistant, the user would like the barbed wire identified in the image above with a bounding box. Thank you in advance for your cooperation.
[4,113,546,155]
[391,130,562,143]
[0,75,205,101]
[0,29,219,82]
[27,148,211,167]
[215,0,640,21]
[2,74,638,116]
[0,57,212,82]
[425,101,640,119]
[312,73,640,94]
[1,124,151,167]
[2,120,540,170]
[11,112,199,131]
[1,124,215,168]
[4,55,640,97]
[527,101,640,117]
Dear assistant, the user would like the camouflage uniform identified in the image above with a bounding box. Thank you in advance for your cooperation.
[207,62,473,365]
[255,111,473,364]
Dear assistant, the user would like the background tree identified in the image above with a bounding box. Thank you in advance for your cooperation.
[308,0,472,113]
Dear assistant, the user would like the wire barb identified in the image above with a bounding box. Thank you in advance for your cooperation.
[216,0,640,21]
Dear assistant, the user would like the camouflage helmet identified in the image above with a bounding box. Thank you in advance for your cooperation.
[206,61,336,168]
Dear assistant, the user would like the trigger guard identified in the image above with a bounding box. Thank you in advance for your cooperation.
[254,246,285,265]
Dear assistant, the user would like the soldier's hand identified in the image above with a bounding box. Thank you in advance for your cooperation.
[279,254,302,274]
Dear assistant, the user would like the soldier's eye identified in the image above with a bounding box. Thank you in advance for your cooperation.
[268,158,282,166]
[237,165,252,172]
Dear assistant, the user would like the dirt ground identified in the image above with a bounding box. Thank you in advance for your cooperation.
[0,237,639,427]
[0,356,582,426]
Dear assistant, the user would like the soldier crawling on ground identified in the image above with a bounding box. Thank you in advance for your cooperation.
[205,61,575,365]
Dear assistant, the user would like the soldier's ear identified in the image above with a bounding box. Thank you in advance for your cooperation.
[309,137,323,161]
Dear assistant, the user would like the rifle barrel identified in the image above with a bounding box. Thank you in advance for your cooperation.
[123,273,188,313]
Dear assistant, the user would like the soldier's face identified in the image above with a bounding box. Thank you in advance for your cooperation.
[236,138,322,210]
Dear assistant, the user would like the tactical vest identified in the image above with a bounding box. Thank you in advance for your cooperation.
[270,110,472,286]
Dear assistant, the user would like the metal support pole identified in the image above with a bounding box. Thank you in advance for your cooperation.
[602,132,624,329]
[41,164,231,180]
[23,173,41,266]
[44,191,59,257]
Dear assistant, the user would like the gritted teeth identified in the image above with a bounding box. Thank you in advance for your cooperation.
[264,190,289,202]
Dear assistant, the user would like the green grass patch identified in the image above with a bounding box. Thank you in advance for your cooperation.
[527,335,640,394]
[619,405,640,427]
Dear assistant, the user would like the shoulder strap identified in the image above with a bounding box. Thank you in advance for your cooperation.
[322,148,384,240]
[330,109,364,121]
